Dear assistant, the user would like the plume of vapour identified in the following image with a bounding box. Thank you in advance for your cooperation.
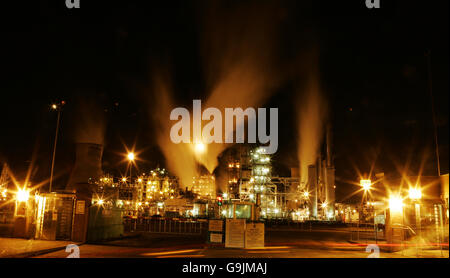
[297,68,328,184]
[149,76,198,189]
[197,1,285,173]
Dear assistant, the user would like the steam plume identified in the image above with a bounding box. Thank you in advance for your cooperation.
[297,65,328,184]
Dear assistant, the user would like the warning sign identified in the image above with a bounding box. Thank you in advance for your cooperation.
[210,233,223,243]
[209,219,223,232]
[245,222,264,248]
[225,219,246,248]
[75,200,85,215]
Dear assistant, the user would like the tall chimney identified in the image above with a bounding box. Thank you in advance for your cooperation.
[308,164,318,218]
[326,124,333,167]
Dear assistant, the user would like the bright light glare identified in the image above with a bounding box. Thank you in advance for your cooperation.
[222,193,228,199]
[303,191,310,198]
[97,199,104,205]
[409,188,422,200]
[16,189,29,202]
[127,152,135,161]
[389,195,404,212]
[360,179,371,191]
[194,143,206,153]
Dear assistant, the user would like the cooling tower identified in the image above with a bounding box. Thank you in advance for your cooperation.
[66,143,103,199]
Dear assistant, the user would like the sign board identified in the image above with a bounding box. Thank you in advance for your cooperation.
[245,222,264,248]
[208,219,223,232]
[225,219,246,248]
[210,233,223,243]
[75,200,85,215]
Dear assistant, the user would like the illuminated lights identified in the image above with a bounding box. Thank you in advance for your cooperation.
[360,179,372,191]
[127,152,135,161]
[16,188,29,202]
[389,195,404,212]
[194,143,205,153]
[409,188,422,200]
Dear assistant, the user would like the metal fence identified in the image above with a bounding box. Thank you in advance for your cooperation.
[124,218,207,235]
[349,223,386,242]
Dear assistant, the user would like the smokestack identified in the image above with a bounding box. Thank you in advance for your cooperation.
[66,143,103,200]
[308,164,318,218]
[326,124,333,168]
[325,166,336,219]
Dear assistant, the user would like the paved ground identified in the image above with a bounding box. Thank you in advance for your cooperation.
[32,229,449,258]
[34,242,448,258]
[0,237,78,258]
[2,227,448,258]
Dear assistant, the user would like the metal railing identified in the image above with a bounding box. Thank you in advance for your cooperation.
[350,222,386,243]
[124,218,207,235]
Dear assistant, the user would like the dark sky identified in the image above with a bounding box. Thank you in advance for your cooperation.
[1,0,448,202]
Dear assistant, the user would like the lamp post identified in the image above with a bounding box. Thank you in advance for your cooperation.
[49,101,64,193]
[409,187,422,255]
[127,152,135,182]
[360,179,372,235]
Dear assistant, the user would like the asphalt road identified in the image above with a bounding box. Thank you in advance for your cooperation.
[34,243,448,258]
[32,229,449,258]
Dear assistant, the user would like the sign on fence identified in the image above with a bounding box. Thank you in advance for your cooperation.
[75,201,85,215]
[208,219,224,244]
[209,219,223,232]
[210,233,223,243]
[245,222,264,248]
[225,219,246,248]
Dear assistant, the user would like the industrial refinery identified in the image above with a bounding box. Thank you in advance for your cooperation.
[0,0,448,264]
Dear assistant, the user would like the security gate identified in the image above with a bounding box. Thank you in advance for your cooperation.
[35,193,76,240]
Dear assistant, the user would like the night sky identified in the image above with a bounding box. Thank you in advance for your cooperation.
[1,0,448,202]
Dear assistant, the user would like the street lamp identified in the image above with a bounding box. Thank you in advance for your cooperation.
[127,152,135,161]
[409,188,422,200]
[49,101,64,192]
[409,187,423,250]
[360,179,372,192]
[127,152,135,182]
[16,188,29,202]
[389,195,404,213]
